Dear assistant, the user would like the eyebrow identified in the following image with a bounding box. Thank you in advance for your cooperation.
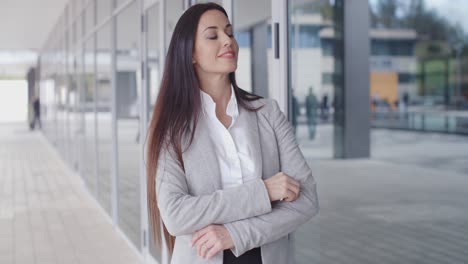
[203,24,232,32]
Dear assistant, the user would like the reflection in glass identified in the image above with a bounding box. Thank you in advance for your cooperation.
[288,0,343,263]
[97,0,112,24]
[58,39,68,160]
[68,52,79,171]
[165,0,184,51]
[147,3,161,123]
[116,1,142,250]
[96,22,113,215]
[115,0,128,9]
[289,0,340,161]
[85,1,95,35]
[369,0,468,135]
[233,0,272,96]
[83,38,97,195]
[146,3,163,261]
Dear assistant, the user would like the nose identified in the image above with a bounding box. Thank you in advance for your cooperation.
[221,32,233,47]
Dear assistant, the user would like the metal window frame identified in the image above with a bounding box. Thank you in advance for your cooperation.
[271,0,289,114]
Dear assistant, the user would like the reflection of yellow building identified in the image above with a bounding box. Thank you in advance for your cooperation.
[370,72,398,110]
[368,28,417,106]
[319,26,417,104]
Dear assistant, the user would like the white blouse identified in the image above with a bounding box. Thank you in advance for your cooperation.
[200,86,258,189]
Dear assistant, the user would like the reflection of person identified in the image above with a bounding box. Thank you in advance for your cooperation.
[371,92,381,112]
[291,93,299,134]
[132,98,140,143]
[305,88,318,139]
[402,92,409,112]
[146,3,318,264]
[30,96,41,130]
[320,94,329,121]
[401,92,409,119]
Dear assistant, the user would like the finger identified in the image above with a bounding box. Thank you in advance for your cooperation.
[287,177,301,189]
[288,184,300,198]
[284,189,297,202]
[206,242,223,260]
[281,182,298,198]
[200,238,215,258]
[196,234,211,257]
[199,242,208,258]
[191,230,200,247]
[191,226,211,247]
[293,187,301,200]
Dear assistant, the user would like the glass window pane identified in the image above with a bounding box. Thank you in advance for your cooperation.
[288,0,343,262]
[165,0,184,51]
[233,0,272,96]
[147,3,161,123]
[58,39,68,158]
[289,0,340,160]
[83,37,97,195]
[97,0,112,24]
[116,1,142,250]
[116,0,128,9]
[67,44,79,170]
[146,3,162,260]
[96,21,112,214]
[369,0,468,133]
[85,1,95,35]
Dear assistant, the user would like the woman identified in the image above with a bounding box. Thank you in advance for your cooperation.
[147,3,318,264]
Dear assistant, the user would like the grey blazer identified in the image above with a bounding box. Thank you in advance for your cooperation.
[156,98,319,264]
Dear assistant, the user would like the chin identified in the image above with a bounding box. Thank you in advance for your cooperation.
[223,64,237,73]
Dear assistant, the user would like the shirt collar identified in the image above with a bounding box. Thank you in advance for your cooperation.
[200,85,239,128]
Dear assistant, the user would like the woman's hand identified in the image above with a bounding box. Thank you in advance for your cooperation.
[191,224,234,260]
[263,172,301,202]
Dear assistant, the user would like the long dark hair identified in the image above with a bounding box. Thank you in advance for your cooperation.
[146,2,262,254]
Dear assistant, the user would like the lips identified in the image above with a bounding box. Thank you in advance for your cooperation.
[218,51,235,58]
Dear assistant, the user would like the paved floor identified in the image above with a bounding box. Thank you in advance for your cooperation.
[0,123,143,264]
[295,127,468,264]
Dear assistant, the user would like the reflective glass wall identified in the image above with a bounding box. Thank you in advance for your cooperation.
[116,0,142,250]
[145,2,162,261]
[233,0,272,96]
[96,21,113,215]
[39,0,157,260]
[83,36,97,195]
[288,0,343,160]
[288,0,343,262]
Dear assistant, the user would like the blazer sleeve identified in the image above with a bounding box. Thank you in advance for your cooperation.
[156,143,272,237]
[223,99,319,257]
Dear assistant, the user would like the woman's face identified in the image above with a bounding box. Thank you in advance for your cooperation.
[192,10,239,76]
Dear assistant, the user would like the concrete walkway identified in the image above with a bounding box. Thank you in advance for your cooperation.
[0,123,143,264]
[295,127,468,264]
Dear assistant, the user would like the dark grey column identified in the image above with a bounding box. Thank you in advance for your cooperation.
[334,0,370,158]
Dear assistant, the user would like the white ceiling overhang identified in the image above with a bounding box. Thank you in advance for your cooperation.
[0,0,68,51]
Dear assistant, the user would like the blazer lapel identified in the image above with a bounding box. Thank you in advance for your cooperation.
[238,106,264,180]
[184,116,222,191]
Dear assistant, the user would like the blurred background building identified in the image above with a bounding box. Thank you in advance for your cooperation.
[0,0,467,264]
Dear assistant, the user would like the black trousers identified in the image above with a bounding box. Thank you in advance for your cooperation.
[223,247,262,264]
